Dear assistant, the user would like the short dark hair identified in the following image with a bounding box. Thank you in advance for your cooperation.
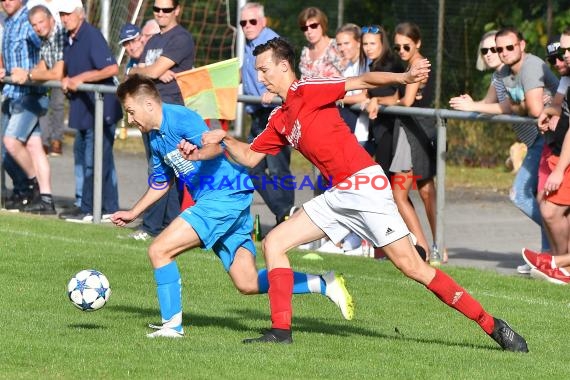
[29,5,52,20]
[116,74,161,104]
[253,37,296,70]
[496,27,524,41]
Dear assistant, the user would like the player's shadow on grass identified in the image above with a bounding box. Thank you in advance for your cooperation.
[108,305,497,351]
[68,323,107,330]
[230,309,498,351]
[109,304,254,332]
[297,316,499,351]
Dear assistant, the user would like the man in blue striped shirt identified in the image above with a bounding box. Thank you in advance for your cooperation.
[0,0,53,214]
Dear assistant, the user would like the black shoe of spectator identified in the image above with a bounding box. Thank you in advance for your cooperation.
[59,206,85,220]
[22,198,56,215]
[3,192,26,211]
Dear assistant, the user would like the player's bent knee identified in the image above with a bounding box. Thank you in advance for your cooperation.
[235,283,258,295]
[230,273,259,295]
[147,242,169,265]
[262,235,281,257]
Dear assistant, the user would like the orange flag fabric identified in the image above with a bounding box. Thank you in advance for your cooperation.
[175,58,239,120]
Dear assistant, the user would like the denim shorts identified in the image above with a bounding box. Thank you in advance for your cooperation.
[2,94,49,142]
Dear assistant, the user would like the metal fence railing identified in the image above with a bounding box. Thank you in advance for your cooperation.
[0,79,537,254]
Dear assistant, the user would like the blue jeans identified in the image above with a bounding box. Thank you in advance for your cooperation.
[248,108,294,221]
[510,135,550,251]
[74,125,119,214]
[1,96,46,194]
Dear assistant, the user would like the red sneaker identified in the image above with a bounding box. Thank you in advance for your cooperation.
[521,248,553,270]
[530,267,570,285]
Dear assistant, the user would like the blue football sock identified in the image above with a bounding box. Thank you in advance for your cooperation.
[258,269,325,295]
[154,261,183,332]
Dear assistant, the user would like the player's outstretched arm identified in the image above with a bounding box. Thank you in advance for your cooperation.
[346,58,430,92]
[201,129,266,168]
[110,186,171,227]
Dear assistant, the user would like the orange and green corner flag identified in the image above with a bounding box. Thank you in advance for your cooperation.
[175,58,239,120]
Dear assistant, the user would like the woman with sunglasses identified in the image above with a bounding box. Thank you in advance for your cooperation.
[390,22,438,262]
[449,30,506,114]
[298,7,343,79]
[362,24,405,170]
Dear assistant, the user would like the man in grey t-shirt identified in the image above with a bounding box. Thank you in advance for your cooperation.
[495,27,559,273]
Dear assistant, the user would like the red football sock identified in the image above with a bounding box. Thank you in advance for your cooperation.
[427,269,495,334]
[268,268,294,330]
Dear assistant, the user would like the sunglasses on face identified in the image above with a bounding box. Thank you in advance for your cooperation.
[300,23,319,32]
[480,47,497,55]
[361,26,381,34]
[547,55,563,65]
[393,44,411,52]
[152,6,176,14]
[495,44,518,53]
[557,46,570,57]
[240,19,258,27]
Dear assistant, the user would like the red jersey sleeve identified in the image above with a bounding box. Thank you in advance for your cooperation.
[250,109,289,155]
[296,77,347,110]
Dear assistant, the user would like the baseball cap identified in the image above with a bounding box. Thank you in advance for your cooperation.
[546,36,560,57]
[59,0,83,14]
[118,23,141,45]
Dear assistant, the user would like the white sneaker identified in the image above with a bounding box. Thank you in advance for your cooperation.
[129,230,153,241]
[146,326,184,338]
[517,263,531,274]
[322,271,354,320]
[65,213,113,224]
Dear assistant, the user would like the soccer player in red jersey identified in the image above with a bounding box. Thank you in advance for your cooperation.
[181,37,528,351]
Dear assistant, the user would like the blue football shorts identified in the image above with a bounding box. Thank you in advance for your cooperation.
[180,191,256,271]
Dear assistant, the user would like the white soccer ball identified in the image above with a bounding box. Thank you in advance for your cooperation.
[67,269,111,311]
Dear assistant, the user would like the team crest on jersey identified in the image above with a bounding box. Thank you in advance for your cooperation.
[164,149,195,177]
[286,119,301,148]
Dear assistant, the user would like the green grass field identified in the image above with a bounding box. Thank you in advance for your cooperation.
[1,212,565,379]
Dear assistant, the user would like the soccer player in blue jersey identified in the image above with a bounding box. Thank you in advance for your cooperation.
[112,74,354,338]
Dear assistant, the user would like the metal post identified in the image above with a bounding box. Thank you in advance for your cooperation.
[93,92,104,224]
[434,0,445,108]
[101,0,111,42]
[234,0,246,137]
[435,112,447,254]
[337,0,344,29]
